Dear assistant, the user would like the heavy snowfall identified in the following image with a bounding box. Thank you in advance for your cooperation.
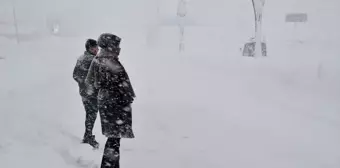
[0,0,339,168]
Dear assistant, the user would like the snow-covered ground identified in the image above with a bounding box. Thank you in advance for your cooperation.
[1,0,340,168]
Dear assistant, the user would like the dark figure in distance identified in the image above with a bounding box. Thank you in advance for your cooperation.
[73,39,100,148]
[86,33,136,168]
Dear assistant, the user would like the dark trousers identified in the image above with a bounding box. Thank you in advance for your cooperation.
[82,97,98,137]
[101,138,121,168]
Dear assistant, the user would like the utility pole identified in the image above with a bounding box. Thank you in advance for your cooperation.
[252,0,265,57]
[12,0,19,44]
[177,0,187,52]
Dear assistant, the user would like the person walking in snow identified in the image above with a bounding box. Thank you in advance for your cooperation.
[73,39,100,148]
[85,33,135,168]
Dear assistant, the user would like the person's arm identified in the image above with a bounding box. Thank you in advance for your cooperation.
[85,59,98,95]
[73,60,83,83]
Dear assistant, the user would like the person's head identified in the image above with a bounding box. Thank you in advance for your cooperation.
[85,39,99,55]
[97,33,121,56]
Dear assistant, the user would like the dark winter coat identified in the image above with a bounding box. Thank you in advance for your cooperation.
[85,49,135,138]
[73,51,99,98]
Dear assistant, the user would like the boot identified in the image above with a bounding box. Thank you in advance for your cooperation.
[82,134,99,149]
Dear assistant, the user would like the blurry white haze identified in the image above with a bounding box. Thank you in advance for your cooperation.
[0,0,340,168]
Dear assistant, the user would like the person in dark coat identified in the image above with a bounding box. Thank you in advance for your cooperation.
[73,39,100,148]
[85,33,135,168]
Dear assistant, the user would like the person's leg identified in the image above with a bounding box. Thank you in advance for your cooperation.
[101,138,121,168]
[82,97,98,136]
[82,97,99,147]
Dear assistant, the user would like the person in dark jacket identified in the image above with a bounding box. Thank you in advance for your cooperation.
[85,33,135,168]
[73,39,100,148]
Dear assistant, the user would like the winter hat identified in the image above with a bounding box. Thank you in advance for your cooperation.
[97,33,121,50]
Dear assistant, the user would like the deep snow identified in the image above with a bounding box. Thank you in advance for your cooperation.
[0,0,340,168]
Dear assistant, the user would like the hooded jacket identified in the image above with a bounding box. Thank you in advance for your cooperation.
[85,49,135,138]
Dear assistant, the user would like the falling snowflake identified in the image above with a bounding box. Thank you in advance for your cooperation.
[116,120,124,125]
[123,106,131,112]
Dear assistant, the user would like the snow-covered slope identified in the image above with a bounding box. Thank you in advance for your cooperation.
[0,0,339,168]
